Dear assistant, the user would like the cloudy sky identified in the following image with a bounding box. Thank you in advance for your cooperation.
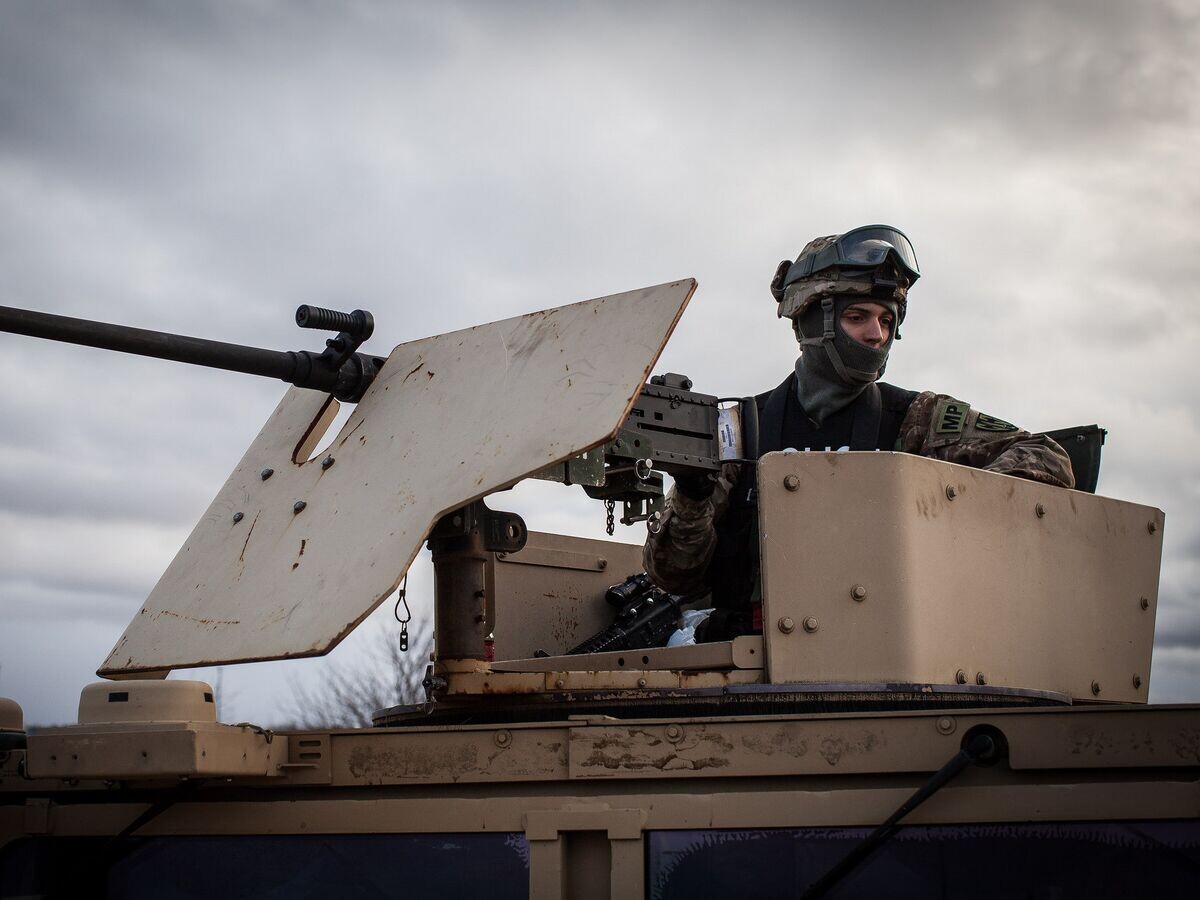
[2,0,1197,726]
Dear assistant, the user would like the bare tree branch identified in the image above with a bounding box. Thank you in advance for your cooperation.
[283,623,432,729]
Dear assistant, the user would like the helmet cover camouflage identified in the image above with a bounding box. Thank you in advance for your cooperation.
[774,231,916,326]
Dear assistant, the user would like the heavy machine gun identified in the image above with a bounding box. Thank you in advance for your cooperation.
[0,283,749,673]
[0,301,758,534]
[538,370,760,530]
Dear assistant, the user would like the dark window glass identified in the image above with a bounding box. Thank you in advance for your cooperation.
[648,822,1200,899]
[0,833,529,900]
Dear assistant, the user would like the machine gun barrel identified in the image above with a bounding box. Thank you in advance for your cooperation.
[0,304,383,402]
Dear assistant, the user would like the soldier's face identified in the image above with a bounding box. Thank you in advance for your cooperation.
[839,302,894,348]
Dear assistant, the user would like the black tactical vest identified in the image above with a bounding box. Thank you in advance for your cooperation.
[706,374,918,612]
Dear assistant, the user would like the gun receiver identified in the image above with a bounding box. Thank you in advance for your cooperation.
[0,304,384,402]
[540,373,759,529]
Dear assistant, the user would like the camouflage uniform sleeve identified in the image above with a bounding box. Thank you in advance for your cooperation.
[897,392,1075,488]
[643,462,741,595]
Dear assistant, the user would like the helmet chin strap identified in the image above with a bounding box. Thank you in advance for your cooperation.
[796,297,881,385]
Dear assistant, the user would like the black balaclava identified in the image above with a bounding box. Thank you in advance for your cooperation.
[793,294,898,426]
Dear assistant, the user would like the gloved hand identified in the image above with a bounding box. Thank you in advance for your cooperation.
[673,471,717,501]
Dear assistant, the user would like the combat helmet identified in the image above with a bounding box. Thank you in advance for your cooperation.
[770,224,921,337]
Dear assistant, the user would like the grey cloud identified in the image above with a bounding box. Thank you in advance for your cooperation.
[0,458,209,525]
[0,347,285,524]
[2,578,137,626]
[5,1,1194,342]
[954,4,1198,142]
[1154,556,1200,651]
[1148,647,1200,704]
[1156,622,1200,652]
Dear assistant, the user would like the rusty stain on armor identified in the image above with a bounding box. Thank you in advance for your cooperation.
[1070,726,1117,757]
[238,512,260,562]
[914,491,939,520]
[347,743,480,781]
[581,748,730,772]
[156,609,240,628]
[818,730,884,766]
[337,418,365,447]
[577,726,733,772]
[1169,729,1200,763]
[742,728,810,759]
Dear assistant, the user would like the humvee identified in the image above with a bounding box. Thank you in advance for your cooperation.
[1,282,1197,898]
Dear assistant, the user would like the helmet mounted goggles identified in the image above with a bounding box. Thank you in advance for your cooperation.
[783,225,920,290]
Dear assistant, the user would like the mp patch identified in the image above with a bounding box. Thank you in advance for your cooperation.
[975,412,1019,433]
[935,400,970,434]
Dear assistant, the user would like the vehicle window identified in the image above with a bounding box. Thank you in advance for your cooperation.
[648,822,1200,899]
[1,833,529,899]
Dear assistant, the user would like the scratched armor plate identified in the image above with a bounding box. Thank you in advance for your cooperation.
[99,280,695,675]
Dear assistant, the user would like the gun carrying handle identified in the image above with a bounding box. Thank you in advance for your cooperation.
[295,306,374,341]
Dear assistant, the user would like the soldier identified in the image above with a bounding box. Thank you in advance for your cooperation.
[644,225,1075,640]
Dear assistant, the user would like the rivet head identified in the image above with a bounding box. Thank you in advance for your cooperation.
[232,511,244,523]
[637,677,647,688]
[802,616,819,633]
[598,558,608,570]
[554,679,564,689]
[778,616,796,634]
[945,485,957,500]
[665,724,683,743]
[1140,596,1150,610]
[851,584,868,601]
[494,730,511,748]
[955,669,968,685]
[293,500,307,514]
[1036,503,1047,518]
[784,474,800,492]
[260,467,274,481]
[320,455,335,470]
[1132,674,1143,689]
[976,672,987,686]
[1091,680,1102,696]
[936,716,956,735]
[1147,521,1158,534]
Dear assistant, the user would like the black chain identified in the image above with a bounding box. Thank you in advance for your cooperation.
[605,499,615,536]
[393,572,411,652]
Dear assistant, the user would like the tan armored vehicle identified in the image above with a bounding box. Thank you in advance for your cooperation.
[1,284,1196,898]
